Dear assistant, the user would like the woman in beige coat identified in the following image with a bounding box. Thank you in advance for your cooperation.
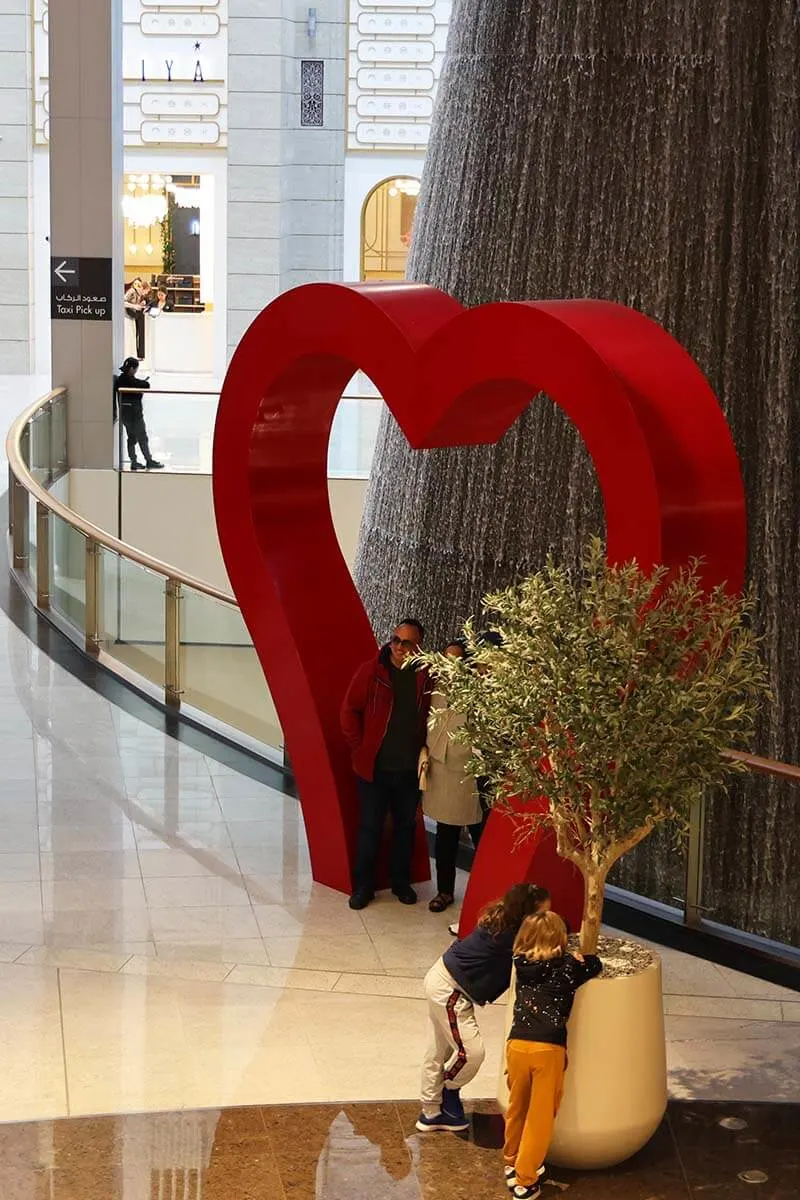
[423,641,485,913]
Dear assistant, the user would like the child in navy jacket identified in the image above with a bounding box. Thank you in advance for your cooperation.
[416,883,551,1133]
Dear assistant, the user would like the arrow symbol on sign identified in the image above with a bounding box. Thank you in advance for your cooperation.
[54,261,76,284]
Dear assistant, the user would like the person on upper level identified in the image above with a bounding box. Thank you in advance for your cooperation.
[113,357,163,472]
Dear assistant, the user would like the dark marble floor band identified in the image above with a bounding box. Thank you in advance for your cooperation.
[0,1100,797,1199]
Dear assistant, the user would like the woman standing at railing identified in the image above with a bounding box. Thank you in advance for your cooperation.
[113,357,164,472]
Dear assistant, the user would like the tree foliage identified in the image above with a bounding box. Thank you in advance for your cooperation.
[417,539,769,951]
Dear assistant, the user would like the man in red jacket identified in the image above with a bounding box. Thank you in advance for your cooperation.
[341,618,432,910]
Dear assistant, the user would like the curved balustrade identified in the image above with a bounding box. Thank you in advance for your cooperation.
[6,387,284,761]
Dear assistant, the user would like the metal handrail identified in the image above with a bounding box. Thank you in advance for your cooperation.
[116,387,220,395]
[5,388,235,607]
[723,749,800,781]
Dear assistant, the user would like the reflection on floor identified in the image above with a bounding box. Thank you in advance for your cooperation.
[1,1100,797,1199]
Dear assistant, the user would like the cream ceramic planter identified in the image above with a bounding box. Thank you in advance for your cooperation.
[498,952,667,1170]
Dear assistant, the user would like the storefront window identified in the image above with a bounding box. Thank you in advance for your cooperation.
[122,172,215,374]
[360,176,420,281]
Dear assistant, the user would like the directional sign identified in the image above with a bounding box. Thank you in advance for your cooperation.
[51,257,113,321]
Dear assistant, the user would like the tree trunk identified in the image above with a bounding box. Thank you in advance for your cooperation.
[354,0,800,948]
[579,867,608,956]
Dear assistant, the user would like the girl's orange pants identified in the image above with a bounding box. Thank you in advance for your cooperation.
[503,1040,566,1188]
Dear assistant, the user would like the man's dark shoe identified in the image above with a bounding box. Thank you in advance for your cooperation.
[146,460,165,470]
[130,461,142,471]
[348,889,374,910]
[394,887,418,906]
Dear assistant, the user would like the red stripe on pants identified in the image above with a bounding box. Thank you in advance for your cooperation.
[444,990,467,1081]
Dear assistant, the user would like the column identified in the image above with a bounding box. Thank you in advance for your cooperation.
[279,4,345,292]
[0,0,32,373]
[226,0,283,361]
[226,0,346,363]
[49,0,123,468]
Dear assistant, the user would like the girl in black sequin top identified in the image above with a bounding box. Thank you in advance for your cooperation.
[503,912,601,1199]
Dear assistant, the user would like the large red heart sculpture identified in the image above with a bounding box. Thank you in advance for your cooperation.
[213,283,745,933]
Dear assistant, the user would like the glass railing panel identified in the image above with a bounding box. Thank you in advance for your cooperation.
[701,773,800,946]
[180,586,283,752]
[329,395,382,478]
[28,406,52,487]
[116,391,219,474]
[27,492,37,592]
[50,392,68,477]
[100,549,166,689]
[608,826,687,916]
[50,513,86,629]
[113,389,381,478]
[19,422,30,470]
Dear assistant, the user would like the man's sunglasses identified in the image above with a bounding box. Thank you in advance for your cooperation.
[391,636,417,650]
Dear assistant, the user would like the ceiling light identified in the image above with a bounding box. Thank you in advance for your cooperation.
[122,193,168,228]
[170,185,201,208]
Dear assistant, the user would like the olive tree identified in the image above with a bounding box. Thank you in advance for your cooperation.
[418,539,769,953]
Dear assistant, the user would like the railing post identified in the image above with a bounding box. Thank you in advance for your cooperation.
[165,577,182,708]
[11,475,29,570]
[684,795,706,928]
[35,502,50,609]
[85,538,102,655]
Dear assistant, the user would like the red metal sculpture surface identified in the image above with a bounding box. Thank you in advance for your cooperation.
[212,283,746,933]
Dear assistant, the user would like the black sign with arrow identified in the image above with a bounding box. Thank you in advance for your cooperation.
[51,257,113,321]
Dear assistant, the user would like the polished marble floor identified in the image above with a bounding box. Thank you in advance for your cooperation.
[0,1099,797,1200]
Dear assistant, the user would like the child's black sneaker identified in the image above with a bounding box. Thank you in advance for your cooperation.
[505,1165,545,1192]
[415,1111,469,1134]
[510,1185,541,1200]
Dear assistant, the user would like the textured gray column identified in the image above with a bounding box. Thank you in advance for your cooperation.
[355,0,799,945]
[49,0,123,467]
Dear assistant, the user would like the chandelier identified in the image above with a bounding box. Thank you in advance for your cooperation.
[122,192,168,228]
[167,183,201,209]
[390,178,420,197]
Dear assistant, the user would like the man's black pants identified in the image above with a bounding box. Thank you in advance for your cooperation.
[353,770,420,894]
[122,413,151,466]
